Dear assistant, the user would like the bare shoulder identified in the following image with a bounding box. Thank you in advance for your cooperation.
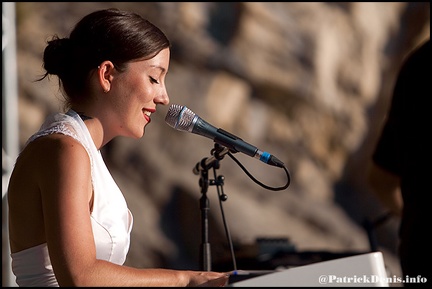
[10,133,91,191]
[26,133,90,166]
[29,133,88,156]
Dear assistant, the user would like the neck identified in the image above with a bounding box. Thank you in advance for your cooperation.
[70,109,106,150]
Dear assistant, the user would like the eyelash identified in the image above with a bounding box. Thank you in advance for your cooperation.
[150,77,159,84]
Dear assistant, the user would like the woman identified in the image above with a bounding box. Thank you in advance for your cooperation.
[7,8,229,287]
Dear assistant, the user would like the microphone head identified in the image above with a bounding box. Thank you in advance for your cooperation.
[165,104,196,132]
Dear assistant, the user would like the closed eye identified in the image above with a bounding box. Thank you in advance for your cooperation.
[150,77,159,84]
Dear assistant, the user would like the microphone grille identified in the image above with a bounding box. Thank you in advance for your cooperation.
[165,104,196,132]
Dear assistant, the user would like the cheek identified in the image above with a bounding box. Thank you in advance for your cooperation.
[115,73,154,107]
[138,87,156,104]
[118,83,147,105]
[128,76,154,102]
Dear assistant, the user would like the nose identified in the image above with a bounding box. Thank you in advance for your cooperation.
[155,89,169,106]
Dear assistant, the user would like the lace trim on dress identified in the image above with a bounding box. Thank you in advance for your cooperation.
[26,122,78,145]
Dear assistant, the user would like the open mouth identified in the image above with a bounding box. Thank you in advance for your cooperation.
[143,110,152,123]
[143,110,152,118]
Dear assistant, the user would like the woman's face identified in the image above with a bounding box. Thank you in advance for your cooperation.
[109,48,170,139]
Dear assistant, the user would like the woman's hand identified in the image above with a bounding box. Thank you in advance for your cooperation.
[186,271,230,287]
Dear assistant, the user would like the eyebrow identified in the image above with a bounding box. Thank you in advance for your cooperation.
[150,65,166,73]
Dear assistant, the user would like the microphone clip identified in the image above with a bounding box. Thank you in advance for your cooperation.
[211,143,230,161]
[193,144,230,175]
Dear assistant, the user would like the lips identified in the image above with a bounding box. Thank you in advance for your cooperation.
[143,110,151,123]
[143,109,155,123]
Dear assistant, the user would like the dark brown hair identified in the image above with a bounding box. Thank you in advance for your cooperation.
[40,8,170,107]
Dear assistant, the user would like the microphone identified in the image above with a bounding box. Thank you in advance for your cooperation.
[165,104,284,167]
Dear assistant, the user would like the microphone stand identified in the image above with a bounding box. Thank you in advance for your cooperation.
[194,144,232,271]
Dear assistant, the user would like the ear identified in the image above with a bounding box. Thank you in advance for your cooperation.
[98,61,115,93]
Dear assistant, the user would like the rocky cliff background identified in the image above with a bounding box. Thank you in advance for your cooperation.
[3,2,430,286]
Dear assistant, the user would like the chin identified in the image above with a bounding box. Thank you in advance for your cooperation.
[139,127,146,138]
[133,123,146,139]
[135,130,145,139]
[128,129,144,139]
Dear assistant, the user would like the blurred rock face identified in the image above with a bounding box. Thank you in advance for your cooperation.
[10,1,429,275]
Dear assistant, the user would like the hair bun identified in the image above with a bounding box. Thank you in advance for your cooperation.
[43,36,72,76]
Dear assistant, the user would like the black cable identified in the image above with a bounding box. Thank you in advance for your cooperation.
[212,168,238,272]
[227,151,291,191]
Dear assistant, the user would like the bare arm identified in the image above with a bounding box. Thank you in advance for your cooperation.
[38,135,228,287]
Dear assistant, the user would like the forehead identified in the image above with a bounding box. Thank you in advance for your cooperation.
[131,48,170,72]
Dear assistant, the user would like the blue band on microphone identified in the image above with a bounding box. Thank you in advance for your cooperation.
[260,151,271,163]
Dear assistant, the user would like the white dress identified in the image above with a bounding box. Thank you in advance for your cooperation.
[10,109,133,287]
